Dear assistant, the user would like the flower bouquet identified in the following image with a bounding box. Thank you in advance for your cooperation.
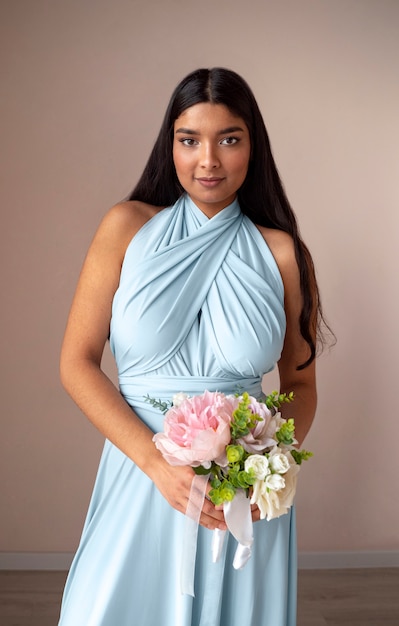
[147,389,312,593]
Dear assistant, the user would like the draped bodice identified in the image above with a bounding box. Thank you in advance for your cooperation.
[109,194,286,389]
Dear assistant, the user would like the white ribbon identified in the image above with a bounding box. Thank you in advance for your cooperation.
[181,483,254,596]
[180,473,209,596]
[212,489,254,569]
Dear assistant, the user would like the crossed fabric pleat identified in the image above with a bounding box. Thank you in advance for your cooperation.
[110,194,285,380]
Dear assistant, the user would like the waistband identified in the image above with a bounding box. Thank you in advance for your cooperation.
[118,374,263,404]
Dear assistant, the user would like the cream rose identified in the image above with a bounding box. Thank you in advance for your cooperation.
[250,451,300,520]
[268,450,290,474]
[277,456,300,511]
[244,454,270,480]
[251,482,281,520]
[265,473,286,491]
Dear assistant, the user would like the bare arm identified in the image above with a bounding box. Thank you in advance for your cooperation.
[260,227,317,447]
[60,202,226,530]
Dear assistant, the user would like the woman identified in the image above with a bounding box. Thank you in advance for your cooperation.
[58,67,323,625]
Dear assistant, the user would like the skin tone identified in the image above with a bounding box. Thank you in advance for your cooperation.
[60,103,316,529]
[172,102,251,218]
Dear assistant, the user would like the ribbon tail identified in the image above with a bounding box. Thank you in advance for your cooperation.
[232,542,252,570]
[212,528,227,563]
[180,473,209,596]
[223,489,254,570]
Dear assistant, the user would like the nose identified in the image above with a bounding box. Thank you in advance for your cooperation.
[199,142,220,169]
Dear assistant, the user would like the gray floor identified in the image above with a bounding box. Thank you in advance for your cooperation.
[0,568,398,625]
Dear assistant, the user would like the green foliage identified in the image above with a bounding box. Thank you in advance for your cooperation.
[290,449,313,465]
[228,464,256,489]
[226,444,245,463]
[230,392,262,439]
[207,451,257,505]
[144,394,172,414]
[209,479,236,505]
[276,418,296,445]
[263,390,295,410]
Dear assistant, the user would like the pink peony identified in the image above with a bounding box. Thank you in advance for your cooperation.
[152,390,234,468]
[237,397,277,453]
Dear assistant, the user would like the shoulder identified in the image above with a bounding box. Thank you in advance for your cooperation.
[255,225,298,281]
[94,200,165,261]
[102,200,164,239]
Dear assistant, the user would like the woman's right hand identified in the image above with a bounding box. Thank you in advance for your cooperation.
[147,457,227,531]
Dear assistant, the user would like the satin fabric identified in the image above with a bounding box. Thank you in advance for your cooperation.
[58,194,297,626]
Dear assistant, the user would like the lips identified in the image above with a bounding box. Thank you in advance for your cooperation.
[196,177,225,187]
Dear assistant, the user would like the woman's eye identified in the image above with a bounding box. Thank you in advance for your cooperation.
[220,136,239,145]
[179,138,198,146]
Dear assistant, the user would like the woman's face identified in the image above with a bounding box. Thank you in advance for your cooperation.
[173,103,251,217]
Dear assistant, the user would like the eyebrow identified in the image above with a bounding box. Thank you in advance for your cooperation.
[175,126,246,135]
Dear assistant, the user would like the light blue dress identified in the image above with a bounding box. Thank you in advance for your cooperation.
[58,194,297,626]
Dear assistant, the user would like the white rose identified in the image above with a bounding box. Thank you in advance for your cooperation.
[250,479,280,520]
[244,454,270,480]
[277,461,300,511]
[265,473,286,491]
[172,392,189,407]
[268,451,290,474]
[250,449,302,521]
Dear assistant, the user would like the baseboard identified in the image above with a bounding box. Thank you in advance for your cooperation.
[0,550,398,570]
[0,553,74,570]
[298,550,399,569]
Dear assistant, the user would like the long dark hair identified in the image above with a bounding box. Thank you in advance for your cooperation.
[130,67,331,368]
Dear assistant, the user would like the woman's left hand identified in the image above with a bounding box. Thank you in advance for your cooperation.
[251,502,262,523]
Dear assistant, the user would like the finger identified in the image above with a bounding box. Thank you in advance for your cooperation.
[200,502,226,530]
[203,500,225,521]
[251,508,261,522]
[199,512,227,531]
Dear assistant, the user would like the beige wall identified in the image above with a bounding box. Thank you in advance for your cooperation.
[1,0,398,557]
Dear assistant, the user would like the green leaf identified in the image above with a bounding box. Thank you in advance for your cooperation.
[226,444,244,463]
[263,390,295,410]
[230,392,262,439]
[143,394,172,414]
[290,449,313,465]
[276,418,296,445]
